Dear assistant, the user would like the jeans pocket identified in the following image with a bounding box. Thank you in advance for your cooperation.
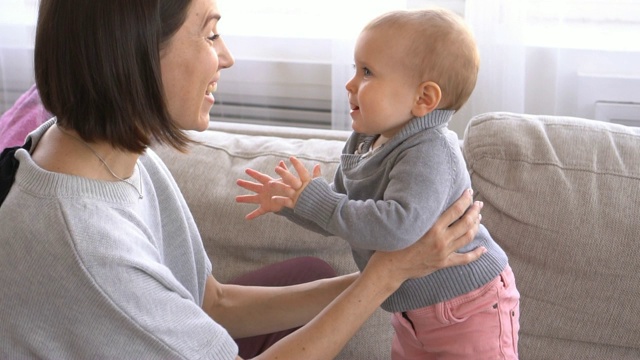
[447,278,501,323]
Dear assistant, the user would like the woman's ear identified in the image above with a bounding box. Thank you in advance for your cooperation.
[412,81,442,117]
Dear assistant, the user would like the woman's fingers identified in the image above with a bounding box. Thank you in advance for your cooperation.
[447,201,483,253]
[446,246,486,267]
[437,189,474,228]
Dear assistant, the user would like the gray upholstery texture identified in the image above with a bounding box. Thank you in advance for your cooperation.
[463,112,640,359]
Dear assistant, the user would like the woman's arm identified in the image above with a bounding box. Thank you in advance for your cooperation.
[203,273,358,339]
[205,190,484,359]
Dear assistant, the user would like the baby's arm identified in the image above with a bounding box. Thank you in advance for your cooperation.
[294,145,454,252]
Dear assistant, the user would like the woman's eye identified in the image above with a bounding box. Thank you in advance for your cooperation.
[207,33,220,42]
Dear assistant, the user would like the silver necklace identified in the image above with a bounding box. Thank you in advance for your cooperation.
[58,126,143,199]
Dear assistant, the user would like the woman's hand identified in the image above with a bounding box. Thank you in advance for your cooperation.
[368,189,485,288]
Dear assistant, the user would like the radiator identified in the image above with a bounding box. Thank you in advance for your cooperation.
[209,58,333,129]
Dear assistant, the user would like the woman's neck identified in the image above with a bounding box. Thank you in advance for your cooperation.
[32,124,140,181]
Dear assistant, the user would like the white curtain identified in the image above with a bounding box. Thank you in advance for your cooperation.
[0,0,38,114]
[3,0,638,125]
[455,0,640,131]
[457,0,528,123]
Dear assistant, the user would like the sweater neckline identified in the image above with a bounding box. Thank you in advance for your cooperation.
[14,119,144,204]
[353,109,455,156]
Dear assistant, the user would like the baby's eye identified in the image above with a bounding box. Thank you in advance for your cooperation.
[207,33,220,42]
[363,67,372,76]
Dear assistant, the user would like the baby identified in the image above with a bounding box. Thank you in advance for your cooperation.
[237,8,519,359]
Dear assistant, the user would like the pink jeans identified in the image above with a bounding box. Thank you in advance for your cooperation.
[391,265,520,360]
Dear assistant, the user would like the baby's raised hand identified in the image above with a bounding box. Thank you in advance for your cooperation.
[272,156,322,209]
[236,168,292,220]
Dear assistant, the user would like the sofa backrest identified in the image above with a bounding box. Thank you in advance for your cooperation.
[463,112,640,359]
[153,122,394,359]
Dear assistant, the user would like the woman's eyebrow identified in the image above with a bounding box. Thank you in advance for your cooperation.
[201,13,221,31]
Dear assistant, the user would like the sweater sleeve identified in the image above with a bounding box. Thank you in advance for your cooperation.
[293,137,458,251]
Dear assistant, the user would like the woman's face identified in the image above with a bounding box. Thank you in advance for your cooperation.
[160,0,234,131]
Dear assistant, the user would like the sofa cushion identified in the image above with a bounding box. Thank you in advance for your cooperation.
[463,112,640,359]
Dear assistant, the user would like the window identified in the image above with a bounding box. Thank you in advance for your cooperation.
[212,0,466,129]
[524,0,640,51]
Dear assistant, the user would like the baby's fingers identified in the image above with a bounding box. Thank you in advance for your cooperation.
[235,194,260,204]
[236,179,263,193]
[312,164,322,178]
[272,196,295,209]
[289,156,311,183]
[245,208,266,220]
[277,160,289,171]
[275,166,302,189]
[267,180,296,197]
[245,168,275,184]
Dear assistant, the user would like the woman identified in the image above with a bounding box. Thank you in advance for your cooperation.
[0,0,485,358]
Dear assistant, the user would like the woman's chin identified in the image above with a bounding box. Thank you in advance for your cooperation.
[195,116,210,131]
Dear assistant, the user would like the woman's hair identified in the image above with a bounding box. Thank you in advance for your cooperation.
[364,8,480,111]
[35,0,192,152]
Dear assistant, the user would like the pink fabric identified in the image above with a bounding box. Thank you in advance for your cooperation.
[0,85,51,149]
[391,265,520,360]
[229,257,337,359]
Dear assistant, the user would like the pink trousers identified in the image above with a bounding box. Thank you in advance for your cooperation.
[391,265,520,360]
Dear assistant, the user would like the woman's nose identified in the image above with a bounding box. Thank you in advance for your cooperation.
[217,38,235,69]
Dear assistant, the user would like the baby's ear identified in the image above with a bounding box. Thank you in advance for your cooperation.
[412,81,441,117]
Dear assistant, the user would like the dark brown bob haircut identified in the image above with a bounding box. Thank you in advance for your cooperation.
[35,0,193,153]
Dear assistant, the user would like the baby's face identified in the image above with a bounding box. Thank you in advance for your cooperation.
[345,28,420,139]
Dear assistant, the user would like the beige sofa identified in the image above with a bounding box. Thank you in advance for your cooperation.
[154,112,640,359]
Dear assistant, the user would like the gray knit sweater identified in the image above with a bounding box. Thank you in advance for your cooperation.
[282,110,508,312]
[0,120,237,359]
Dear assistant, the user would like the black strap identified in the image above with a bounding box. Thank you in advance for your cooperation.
[0,139,32,206]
